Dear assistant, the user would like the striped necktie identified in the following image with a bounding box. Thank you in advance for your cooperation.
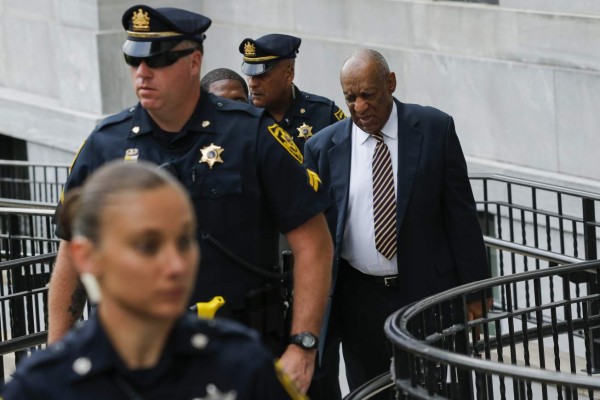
[372,131,397,260]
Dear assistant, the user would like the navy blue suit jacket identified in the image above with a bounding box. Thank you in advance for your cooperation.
[304,98,489,306]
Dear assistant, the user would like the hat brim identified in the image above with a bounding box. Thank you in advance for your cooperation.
[122,39,180,58]
[241,60,278,77]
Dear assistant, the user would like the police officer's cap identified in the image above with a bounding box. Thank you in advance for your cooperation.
[122,5,212,58]
[239,34,301,76]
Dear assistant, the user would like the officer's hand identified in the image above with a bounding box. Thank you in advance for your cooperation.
[278,345,317,394]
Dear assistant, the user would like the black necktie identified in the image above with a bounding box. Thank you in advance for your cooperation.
[372,132,397,260]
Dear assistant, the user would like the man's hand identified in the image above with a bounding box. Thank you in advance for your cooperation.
[467,297,493,341]
[278,345,317,394]
[467,297,493,321]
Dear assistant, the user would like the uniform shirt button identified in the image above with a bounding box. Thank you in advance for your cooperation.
[211,188,217,195]
[191,333,209,349]
[217,102,223,107]
[72,357,92,375]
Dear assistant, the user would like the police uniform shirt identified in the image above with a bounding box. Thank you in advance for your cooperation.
[0,313,295,399]
[276,85,345,153]
[55,91,329,309]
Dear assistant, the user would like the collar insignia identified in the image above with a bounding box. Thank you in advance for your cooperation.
[124,148,139,162]
[131,126,140,134]
[244,41,256,57]
[297,123,314,140]
[196,383,237,400]
[132,9,150,32]
[202,120,211,128]
[200,143,224,169]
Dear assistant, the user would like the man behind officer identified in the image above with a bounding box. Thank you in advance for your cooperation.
[239,34,346,152]
[47,5,333,394]
[201,67,249,103]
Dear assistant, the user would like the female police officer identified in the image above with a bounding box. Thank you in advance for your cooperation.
[0,161,302,399]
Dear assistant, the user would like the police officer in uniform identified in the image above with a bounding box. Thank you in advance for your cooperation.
[239,34,346,153]
[47,5,333,394]
[1,161,302,399]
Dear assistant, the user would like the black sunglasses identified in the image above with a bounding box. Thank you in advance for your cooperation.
[124,48,197,69]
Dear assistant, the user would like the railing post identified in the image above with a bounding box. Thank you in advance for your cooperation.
[453,296,475,400]
[8,214,27,364]
[582,197,600,373]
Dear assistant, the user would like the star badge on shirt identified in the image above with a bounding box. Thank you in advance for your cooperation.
[196,383,237,399]
[297,123,314,140]
[199,144,224,169]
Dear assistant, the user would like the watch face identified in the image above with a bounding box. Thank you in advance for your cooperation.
[301,335,316,348]
[291,332,318,350]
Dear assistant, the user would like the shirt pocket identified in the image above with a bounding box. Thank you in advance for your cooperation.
[192,168,242,199]
[191,168,243,235]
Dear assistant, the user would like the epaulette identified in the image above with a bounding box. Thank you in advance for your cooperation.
[209,94,263,118]
[11,340,68,373]
[94,106,136,132]
[299,91,334,106]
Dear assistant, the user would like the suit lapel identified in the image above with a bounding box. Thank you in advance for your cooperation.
[328,119,353,249]
[395,99,423,233]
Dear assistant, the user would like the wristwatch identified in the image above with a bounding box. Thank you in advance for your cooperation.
[289,332,319,350]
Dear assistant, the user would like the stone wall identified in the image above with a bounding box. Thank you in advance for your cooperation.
[1,0,599,191]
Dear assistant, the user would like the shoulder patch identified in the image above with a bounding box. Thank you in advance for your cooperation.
[306,168,322,192]
[334,108,346,121]
[267,124,303,164]
[95,107,135,131]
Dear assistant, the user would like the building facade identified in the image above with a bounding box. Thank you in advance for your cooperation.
[1,0,600,191]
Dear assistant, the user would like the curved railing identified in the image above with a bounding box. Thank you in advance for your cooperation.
[344,174,600,399]
[385,259,600,399]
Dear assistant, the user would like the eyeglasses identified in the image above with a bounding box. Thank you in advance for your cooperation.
[124,48,197,69]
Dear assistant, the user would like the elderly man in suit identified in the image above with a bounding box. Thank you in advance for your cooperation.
[303,49,490,399]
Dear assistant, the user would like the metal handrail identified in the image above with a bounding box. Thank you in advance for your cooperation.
[470,173,600,201]
[342,372,394,400]
[0,206,55,215]
[0,199,57,209]
[0,160,69,168]
[344,237,597,399]
[384,259,600,392]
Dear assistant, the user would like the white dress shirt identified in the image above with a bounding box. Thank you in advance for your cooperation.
[341,102,399,276]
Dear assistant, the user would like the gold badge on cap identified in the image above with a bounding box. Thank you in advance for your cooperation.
[124,148,139,162]
[297,123,314,140]
[244,42,256,57]
[132,9,150,32]
[200,144,224,169]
